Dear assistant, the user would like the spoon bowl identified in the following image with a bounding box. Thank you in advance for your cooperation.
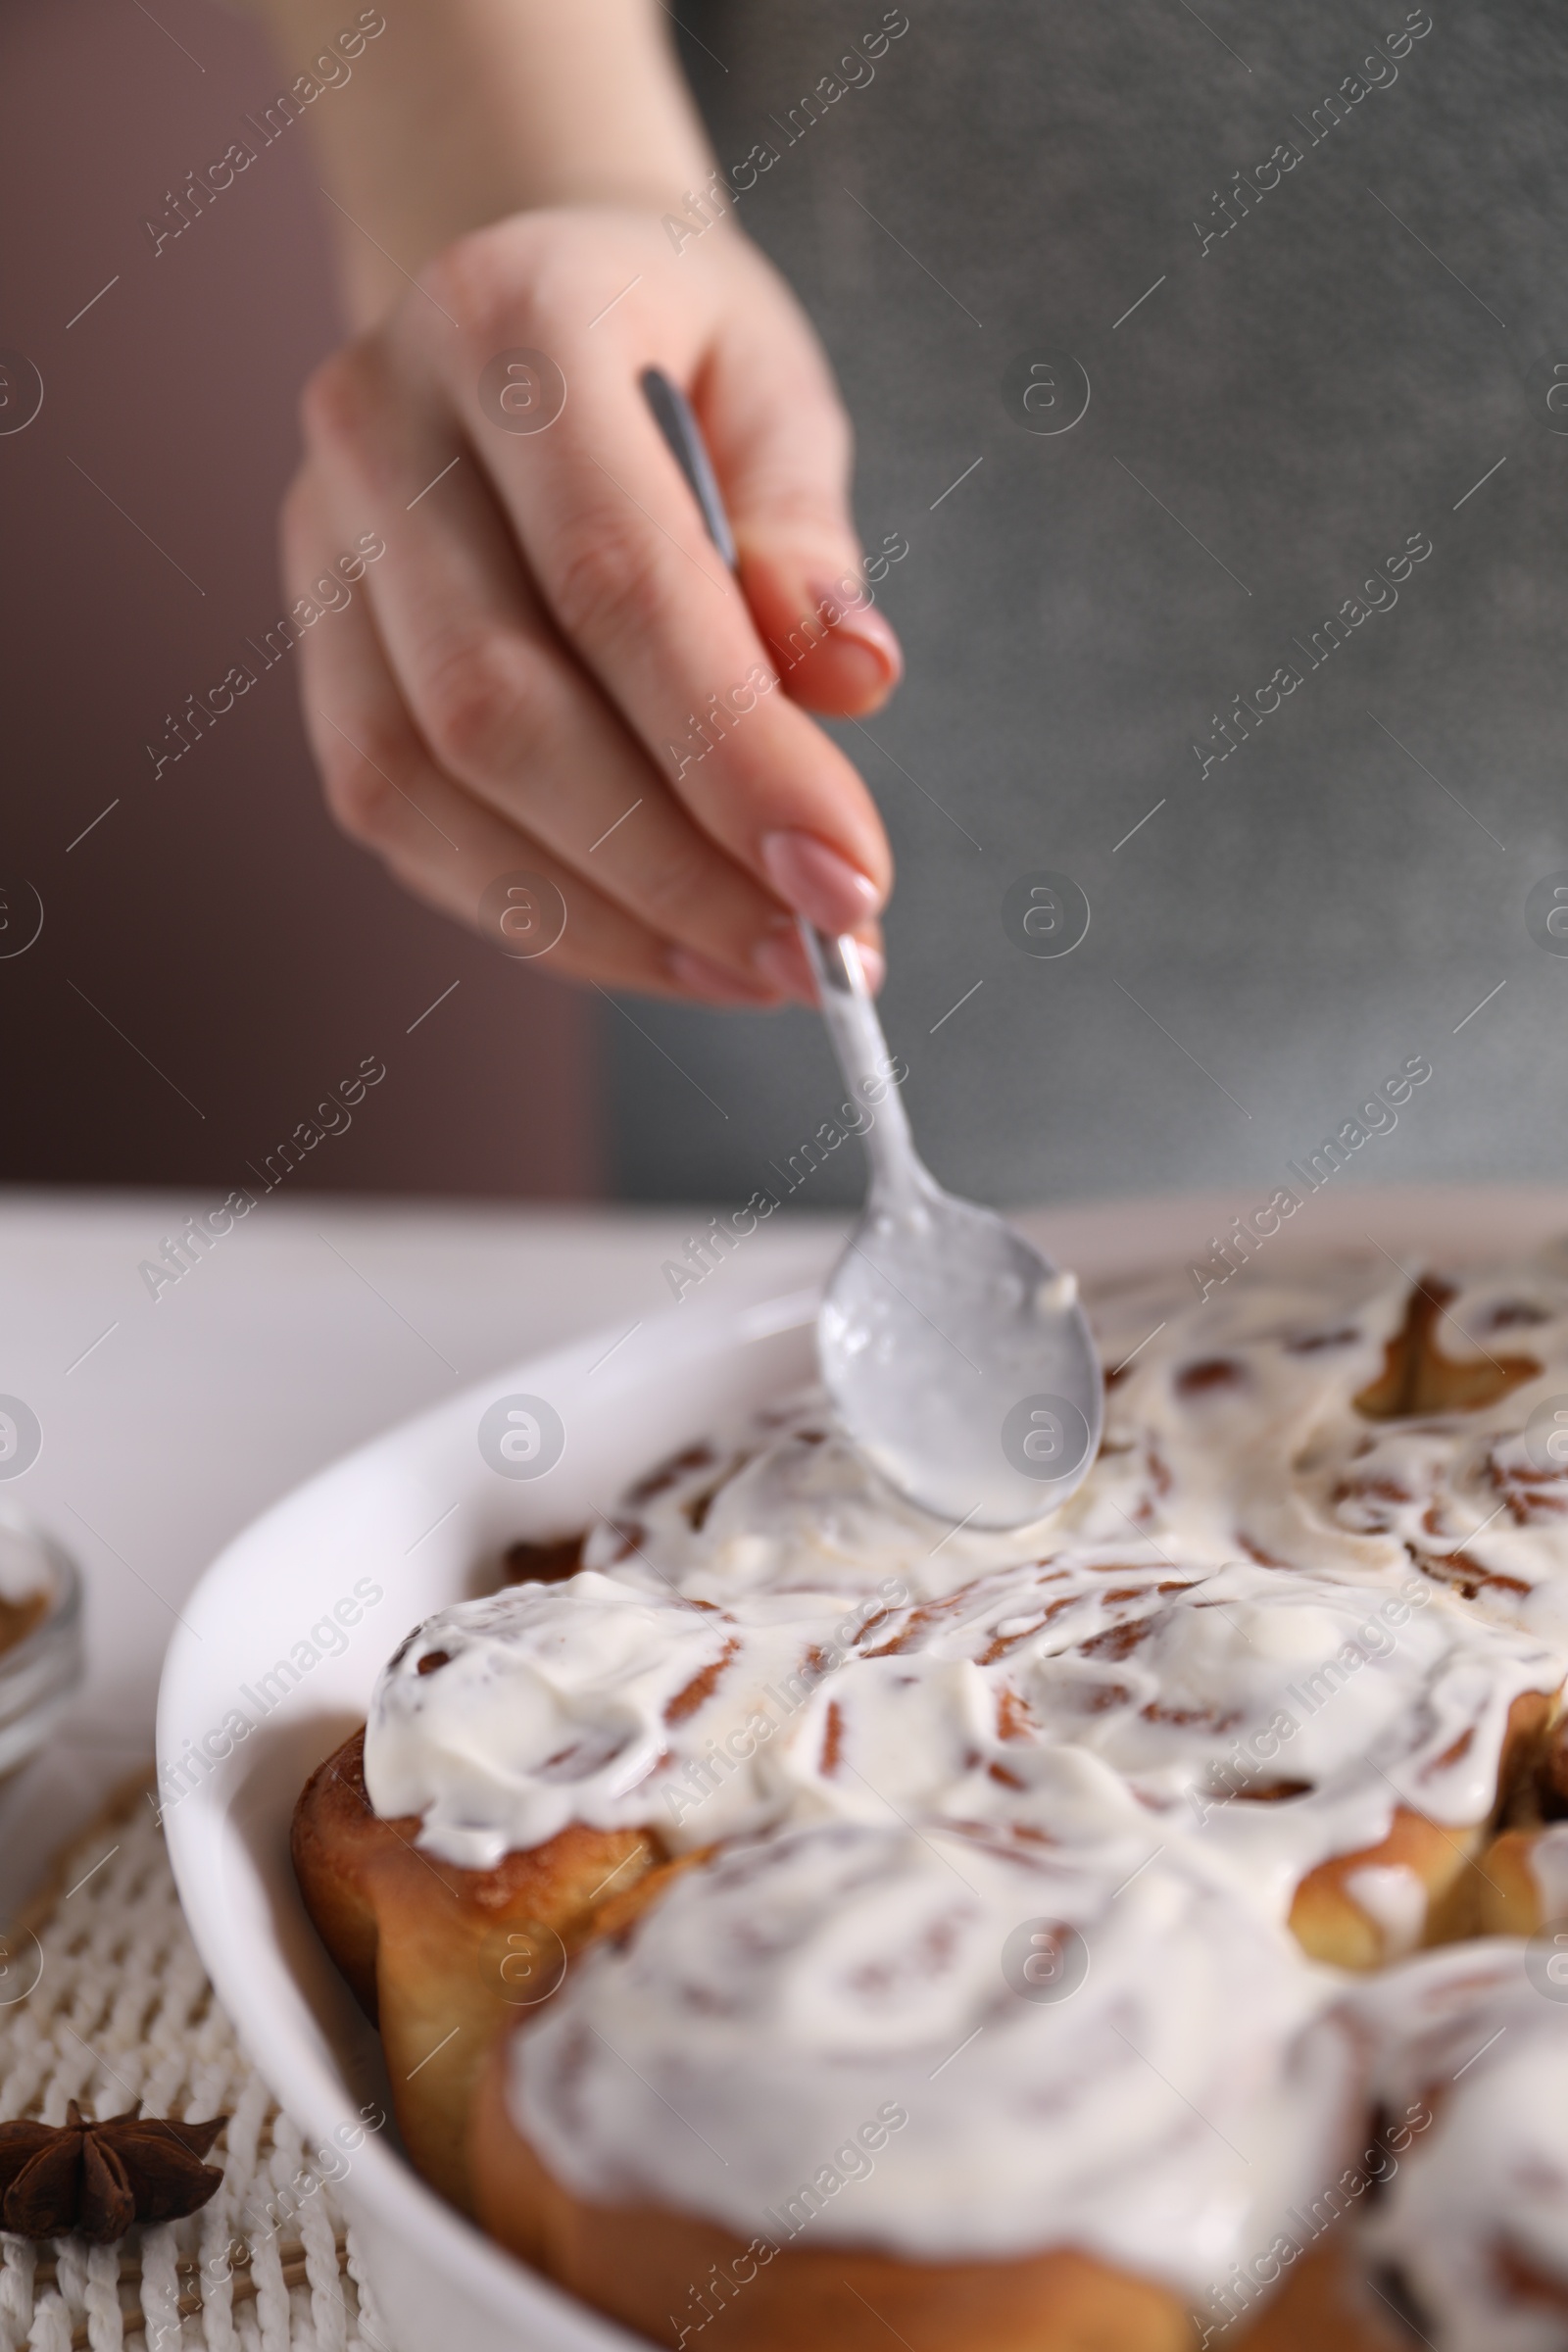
[801,927,1103,1530]
[821,1183,1102,1531]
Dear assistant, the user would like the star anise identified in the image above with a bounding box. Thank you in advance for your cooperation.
[0,2100,227,2241]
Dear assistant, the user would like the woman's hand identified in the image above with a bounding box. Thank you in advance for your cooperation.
[284,208,902,1004]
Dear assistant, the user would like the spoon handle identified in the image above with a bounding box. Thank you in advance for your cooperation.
[640,368,923,1201]
[639,367,737,568]
[793,922,921,1199]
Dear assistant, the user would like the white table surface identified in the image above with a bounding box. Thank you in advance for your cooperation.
[0,1188,858,1919]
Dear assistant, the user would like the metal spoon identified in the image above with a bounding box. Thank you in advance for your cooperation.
[642,368,1103,1528]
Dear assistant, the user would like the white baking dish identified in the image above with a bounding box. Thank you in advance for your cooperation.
[159,1186,1568,2352]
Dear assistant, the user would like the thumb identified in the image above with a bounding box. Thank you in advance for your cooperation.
[695,309,904,720]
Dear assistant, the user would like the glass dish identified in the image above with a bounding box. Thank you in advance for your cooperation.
[0,1507,84,1784]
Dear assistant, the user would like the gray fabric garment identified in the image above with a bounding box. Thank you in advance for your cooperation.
[606,0,1568,1215]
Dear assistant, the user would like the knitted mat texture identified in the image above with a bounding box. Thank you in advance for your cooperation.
[0,1779,390,2352]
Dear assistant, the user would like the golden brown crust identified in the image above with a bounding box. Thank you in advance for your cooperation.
[1228,2236,1405,2350]
[1352,1276,1541,1420]
[291,1734,384,2019]
[1476,1825,1555,1935]
[469,2038,1194,2351]
[0,1590,49,1659]
[290,1726,659,2213]
[1535,1708,1568,1818]
[1288,1689,1555,1966]
[500,1535,586,1586]
[1289,1806,1481,1968]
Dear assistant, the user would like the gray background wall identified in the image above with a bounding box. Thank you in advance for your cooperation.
[610,0,1568,1210]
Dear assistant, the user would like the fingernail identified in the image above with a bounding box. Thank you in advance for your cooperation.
[667,947,779,1005]
[760,830,883,934]
[752,928,819,1005]
[856,942,886,996]
[808,583,904,694]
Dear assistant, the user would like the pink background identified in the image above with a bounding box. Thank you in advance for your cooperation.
[0,0,602,1200]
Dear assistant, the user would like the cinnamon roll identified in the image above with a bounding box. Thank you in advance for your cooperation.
[472,1822,1354,2351]
[291,1723,659,2211]
[1237,1940,1568,2351]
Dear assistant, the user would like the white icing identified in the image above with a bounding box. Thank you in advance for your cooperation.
[363,1571,906,1870]
[368,1550,1556,1907]
[514,1822,1354,2288]
[1081,1259,1568,1649]
[368,1543,1560,1929]
[1346,1942,1568,2352]
[861,1555,1557,1918]
[359,1244,1568,2279]
[580,1254,1568,1642]
[583,1405,1070,1604]
[1343,1864,1428,1959]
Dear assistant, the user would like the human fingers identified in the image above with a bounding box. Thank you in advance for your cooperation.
[297,342,840,1003]
[693,262,903,720]
[418,214,895,943]
[281,466,797,1004]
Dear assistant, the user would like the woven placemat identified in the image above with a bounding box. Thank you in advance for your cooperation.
[0,1776,391,2352]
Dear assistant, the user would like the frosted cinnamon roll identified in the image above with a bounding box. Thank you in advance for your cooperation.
[293,1569,910,2206]
[291,1723,662,2213]
[1357,1940,1568,2351]
[299,1501,1557,2212]
[472,1821,1354,2352]
[921,1561,1560,1966]
[583,1252,1568,1640]
[579,1398,1070,1606]
[1242,1940,1568,2352]
[851,1555,1560,1964]
[1253,1260,1568,1636]
[1085,1254,1568,1619]
[354,1544,1558,1976]
[360,1571,911,1865]
[1471,1710,1568,1936]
